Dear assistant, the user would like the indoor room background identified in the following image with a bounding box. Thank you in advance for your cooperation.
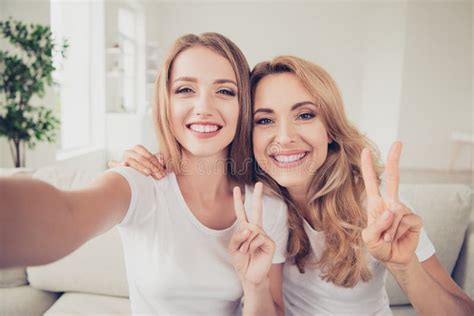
[0,0,472,186]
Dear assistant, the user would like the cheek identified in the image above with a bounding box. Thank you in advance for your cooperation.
[169,100,188,125]
[227,102,240,126]
[252,129,270,161]
[309,131,330,161]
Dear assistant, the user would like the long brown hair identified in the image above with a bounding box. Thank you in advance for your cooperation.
[250,56,383,287]
[153,33,252,182]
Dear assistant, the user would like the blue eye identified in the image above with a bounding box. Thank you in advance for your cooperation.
[255,118,273,125]
[176,87,194,94]
[218,89,236,96]
[297,112,315,120]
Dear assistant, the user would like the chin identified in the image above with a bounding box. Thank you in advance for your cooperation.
[268,173,309,190]
[185,145,228,159]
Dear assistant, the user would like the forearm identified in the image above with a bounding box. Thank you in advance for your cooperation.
[387,257,474,316]
[242,278,282,316]
[0,177,81,268]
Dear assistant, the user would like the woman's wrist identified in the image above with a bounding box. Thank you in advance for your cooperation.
[242,276,271,294]
[385,255,421,286]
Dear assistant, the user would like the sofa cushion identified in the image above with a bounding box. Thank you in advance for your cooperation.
[453,219,474,298]
[27,227,129,297]
[44,292,130,315]
[0,267,28,288]
[32,166,101,191]
[391,304,416,316]
[386,184,473,305]
[0,285,60,315]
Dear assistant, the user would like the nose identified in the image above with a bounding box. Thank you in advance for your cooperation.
[274,120,296,145]
[194,90,214,117]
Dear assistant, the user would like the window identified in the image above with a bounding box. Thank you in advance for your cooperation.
[51,0,105,158]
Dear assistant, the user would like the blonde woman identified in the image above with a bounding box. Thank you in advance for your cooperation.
[117,56,474,315]
[0,33,289,316]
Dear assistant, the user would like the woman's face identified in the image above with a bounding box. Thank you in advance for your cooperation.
[252,73,331,190]
[169,46,239,159]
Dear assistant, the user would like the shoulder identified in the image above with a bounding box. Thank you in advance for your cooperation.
[106,168,175,228]
[107,167,173,191]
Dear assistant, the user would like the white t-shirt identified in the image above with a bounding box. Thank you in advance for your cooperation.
[283,215,435,316]
[109,167,289,316]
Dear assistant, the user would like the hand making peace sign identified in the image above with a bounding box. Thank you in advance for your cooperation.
[361,142,423,265]
[228,182,276,285]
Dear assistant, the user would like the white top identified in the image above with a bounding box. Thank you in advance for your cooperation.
[283,216,436,316]
[109,167,289,316]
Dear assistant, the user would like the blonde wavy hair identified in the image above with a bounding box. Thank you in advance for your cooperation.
[249,56,383,287]
[153,33,252,181]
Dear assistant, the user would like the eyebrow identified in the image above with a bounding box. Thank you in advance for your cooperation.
[253,101,317,115]
[173,77,238,87]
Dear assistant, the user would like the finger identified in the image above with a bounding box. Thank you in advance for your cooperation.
[233,186,248,223]
[123,157,152,176]
[156,153,166,170]
[394,214,423,241]
[239,230,259,253]
[248,233,275,255]
[362,210,394,244]
[385,141,402,203]
[228,228,251,253]
[132,144,156,162]
[361,148,381,201]
[393,221,410,242]
[252,182,263,226]
[108,160,120,168]
[123,150,158,174]
[382,202,408,242]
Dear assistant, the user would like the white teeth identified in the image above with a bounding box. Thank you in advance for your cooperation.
[189,124,219,133]
[273,153,306,163]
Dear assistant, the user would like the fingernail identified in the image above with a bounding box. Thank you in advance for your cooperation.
[241,229,249,236]
[154,172,161,178]
[384,233,392,242]
[121,161,127,166]
[144,168,151,175]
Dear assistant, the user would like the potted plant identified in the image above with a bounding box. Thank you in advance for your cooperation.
[0,18,67,168]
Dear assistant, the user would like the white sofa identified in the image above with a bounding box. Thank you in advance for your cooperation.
[0,166,472,316]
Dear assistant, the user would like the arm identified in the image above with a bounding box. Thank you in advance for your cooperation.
[361,142,474,315]
[0,172,130,268]
[387,255,474,315]
[242,264,284,316]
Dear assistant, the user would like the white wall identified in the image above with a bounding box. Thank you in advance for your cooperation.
[398,1,472,170]
[149,2,367,123]
[1,1,471,171]
[145,0,472,171]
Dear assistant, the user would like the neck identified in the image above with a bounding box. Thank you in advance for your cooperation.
[287,183,311,219]
[288,183,307,205]
[175,150,234,201]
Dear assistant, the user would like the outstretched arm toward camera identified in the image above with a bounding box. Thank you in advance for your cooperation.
[0,173,130,268]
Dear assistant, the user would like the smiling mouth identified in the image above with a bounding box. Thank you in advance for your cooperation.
[269,152,309,167]
[186,123,223,133]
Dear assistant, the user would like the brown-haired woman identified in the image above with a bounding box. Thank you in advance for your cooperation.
[0,33,289,316]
